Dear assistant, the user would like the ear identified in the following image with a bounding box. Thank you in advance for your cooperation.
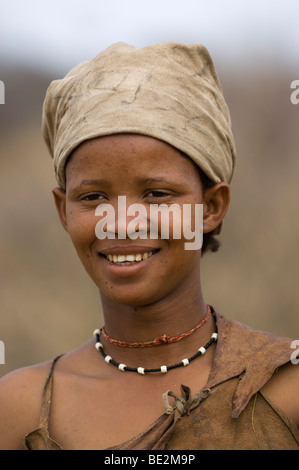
[52,187,68,232]
[202,183,230,233]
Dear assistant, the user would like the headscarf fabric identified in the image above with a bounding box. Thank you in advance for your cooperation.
[42,42,236,189]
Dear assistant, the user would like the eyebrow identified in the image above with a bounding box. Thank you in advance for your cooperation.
[78,177,170,186]
[137,177,169,184]
[78,179,110,186]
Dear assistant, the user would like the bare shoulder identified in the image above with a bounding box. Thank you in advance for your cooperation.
[261,361,299,428]
[0,360,53,450]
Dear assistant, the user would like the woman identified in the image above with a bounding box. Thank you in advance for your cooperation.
[0,42,298,450]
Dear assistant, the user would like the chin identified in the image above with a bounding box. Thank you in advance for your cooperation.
[98,280,171,308]
[101,289,158,307]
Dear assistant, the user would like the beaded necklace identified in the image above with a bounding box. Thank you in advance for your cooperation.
[93,329,218,375]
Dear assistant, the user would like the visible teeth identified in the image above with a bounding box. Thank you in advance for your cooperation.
[106,251,155,263]
[125,255,135,262]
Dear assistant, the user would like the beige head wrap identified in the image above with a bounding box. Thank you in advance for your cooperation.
[42,42,236,189]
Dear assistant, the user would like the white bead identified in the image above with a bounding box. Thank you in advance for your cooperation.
[118,364,126,371]
[161,365,168,373]
[198,346,206,354]
[211,332,218,340]
[95,342,103,350]
[93,328,100,336]
[137,367,145,375]
[104,355,112,363]
[182,358,189,366]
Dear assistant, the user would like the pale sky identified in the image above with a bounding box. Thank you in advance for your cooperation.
[1,0,298,72]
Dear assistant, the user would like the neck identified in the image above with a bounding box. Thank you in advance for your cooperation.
[101,279,207,339]
[97,280,215,369]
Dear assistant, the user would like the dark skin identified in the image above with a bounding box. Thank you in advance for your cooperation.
[0,134,298,450]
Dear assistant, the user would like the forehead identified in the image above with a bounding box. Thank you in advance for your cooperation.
[66,134,201,184]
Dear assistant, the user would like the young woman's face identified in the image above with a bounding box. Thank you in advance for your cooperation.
[57,134,205,306]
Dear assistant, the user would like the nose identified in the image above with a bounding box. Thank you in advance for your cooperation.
[115,196,150,239]
[95,196,151,240]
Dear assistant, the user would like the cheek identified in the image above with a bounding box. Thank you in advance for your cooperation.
[148,248,200,304]
[159,238,200,276]
[165,203,203,251]
[66,210,97,250]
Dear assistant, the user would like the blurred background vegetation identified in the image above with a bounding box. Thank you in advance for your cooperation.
[1,1,299,377]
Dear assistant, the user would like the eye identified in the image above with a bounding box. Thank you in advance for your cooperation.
[80,193,106,201]
[146,190,169,198]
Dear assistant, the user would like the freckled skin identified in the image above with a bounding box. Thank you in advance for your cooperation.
[64,136,205,306]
